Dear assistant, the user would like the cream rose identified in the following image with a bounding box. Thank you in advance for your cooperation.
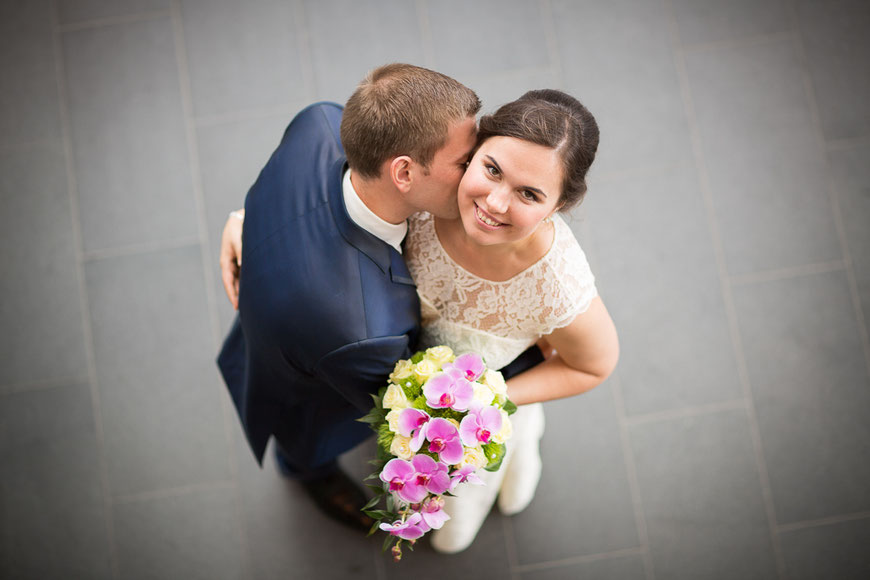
[481,369,507,396]
[389,359,413,384]
[382,383,410,410]
[424,345,454,366]
[472,382,496,407]
[389,434,414,460]
[455,445,488,470]
[412,359,439,384]
[385,409,403,433]
[491,409,513,444]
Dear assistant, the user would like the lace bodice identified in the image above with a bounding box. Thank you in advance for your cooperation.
[404,212,598,369]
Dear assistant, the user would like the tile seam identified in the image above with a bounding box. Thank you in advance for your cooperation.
[665,1,787,576]
[51,1,120,576]
[515,545,646,573]
[56,10,169,33]
[169,3,252,579]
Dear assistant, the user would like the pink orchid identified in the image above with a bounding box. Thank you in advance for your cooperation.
[397,408,431,452]
[450,465,484,491]
[408,454,451,499]
[379,512,430,540]
[419,495,450,530]
[379,458,419,504]
[459,405,503,447]
[444,353,486,382]
[423,371,474,411]
[422,418,464,464]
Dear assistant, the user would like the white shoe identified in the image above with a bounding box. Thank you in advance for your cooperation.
[497,404,545,516]
[431,464,505,553]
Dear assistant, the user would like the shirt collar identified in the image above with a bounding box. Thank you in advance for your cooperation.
[342,169,407,254]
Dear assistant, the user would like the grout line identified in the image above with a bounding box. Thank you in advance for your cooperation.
[293,0,317,102]
[610,376,656,580]
[665,1,786,577]
[502,515,523,580]
[539,0,564,89]
[787,0,870,382]
[0,137,62,155]
[81,235,201,262]
[624,399,748,427]
[169,3,252,579]
[416,0,437,69]
[0,375,91,396]
[50,1,120,577]
[777,510,870,534]
[728,260,846,287]
[193,103,303,128]
[515,546,646,574]
[112,480,236,505]
[588,160,690,185]
[679,29,795,54]
[55,10,169,33]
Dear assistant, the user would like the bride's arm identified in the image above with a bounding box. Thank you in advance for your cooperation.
[505,296,619,406]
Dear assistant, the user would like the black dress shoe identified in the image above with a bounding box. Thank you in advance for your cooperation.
[300,468,375,533]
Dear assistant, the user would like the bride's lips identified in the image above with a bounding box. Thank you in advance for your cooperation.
[473,204,505,229]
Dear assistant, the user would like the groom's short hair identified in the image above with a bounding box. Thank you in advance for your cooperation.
[341,63,480,179]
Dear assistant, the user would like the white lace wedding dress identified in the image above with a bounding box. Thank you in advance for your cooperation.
[404,211,598,553]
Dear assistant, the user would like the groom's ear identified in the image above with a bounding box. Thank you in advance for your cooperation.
[389,156,414,193]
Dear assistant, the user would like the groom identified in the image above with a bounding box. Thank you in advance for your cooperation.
[217,64,541,531]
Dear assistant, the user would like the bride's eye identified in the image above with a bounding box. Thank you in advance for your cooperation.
[485,163,500,177]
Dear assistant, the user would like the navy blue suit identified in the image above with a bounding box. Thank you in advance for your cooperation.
[217,102,541,472]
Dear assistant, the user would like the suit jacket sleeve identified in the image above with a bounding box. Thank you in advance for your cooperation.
[313,335,413,413]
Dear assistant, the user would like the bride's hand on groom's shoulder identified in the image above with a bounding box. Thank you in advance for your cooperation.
[220,209,244,310]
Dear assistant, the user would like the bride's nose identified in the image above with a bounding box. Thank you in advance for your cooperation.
[484,186,510,215]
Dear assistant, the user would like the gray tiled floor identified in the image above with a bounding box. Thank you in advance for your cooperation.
[2,1,869,579]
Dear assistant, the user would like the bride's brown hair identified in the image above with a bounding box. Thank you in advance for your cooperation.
[476,89,599,210]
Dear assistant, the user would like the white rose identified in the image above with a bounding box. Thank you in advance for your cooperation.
[390,434,414,460]
[413,359,439,383]
[385,409,403,433]
[424,346,454,366]
[491,410,513,444]
[481,369,507,396]
[389,360,413,384]
[472,382,496,407]
[456,445,488,470]
[382,383,410,410]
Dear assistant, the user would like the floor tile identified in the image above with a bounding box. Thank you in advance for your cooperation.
[180,0,308,120]
[196,113,300,335]
[551,0,694,176]
[304,0,426,103]
[0,143,88,388]
[732,270,870,524]
[512,384,640,564]
[233,434,380,580]
[460,68,561,116]
[0,0,61,147]
[0,382,112,579]
[684,36,841,276]
[57,0,169,25]
[426,0,550,80]
[85,245,229,496]
[672,0,791,46]
[585,166,742,416]
[829,143,870,334]
[630,409,778,579]
[797,0,870,140]
[63,16,199,253]
[520,555,646,580]
[780,518,870,579]
[114,486,245,580]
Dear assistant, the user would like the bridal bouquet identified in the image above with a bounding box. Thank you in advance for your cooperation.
[359,346,516,561]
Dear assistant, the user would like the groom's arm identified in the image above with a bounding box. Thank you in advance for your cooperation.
[499,344,545,381]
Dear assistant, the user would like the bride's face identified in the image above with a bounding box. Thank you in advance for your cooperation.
[457,136,563,247]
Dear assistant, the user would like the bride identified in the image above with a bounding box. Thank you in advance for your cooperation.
[403,89,618,552]
[219,87,618,553]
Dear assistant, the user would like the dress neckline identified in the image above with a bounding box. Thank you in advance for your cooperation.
[427,213,560,285]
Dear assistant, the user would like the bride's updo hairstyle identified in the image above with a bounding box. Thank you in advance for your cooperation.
[476,89,599,210]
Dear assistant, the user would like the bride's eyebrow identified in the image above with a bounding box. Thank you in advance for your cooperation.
[485,155,548,199]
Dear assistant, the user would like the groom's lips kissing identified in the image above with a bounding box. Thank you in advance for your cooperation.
[474,203,505,230]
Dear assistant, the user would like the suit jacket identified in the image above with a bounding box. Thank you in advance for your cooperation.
[217,102,543,468]
[217,102,420,466]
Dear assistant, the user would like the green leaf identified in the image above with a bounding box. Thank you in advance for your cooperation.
[367,520,380,537]
[362,495,381,511]
[502,398,517,415]
[364,509,394,520]
[410,351,426,364]
[482,442,506,472]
